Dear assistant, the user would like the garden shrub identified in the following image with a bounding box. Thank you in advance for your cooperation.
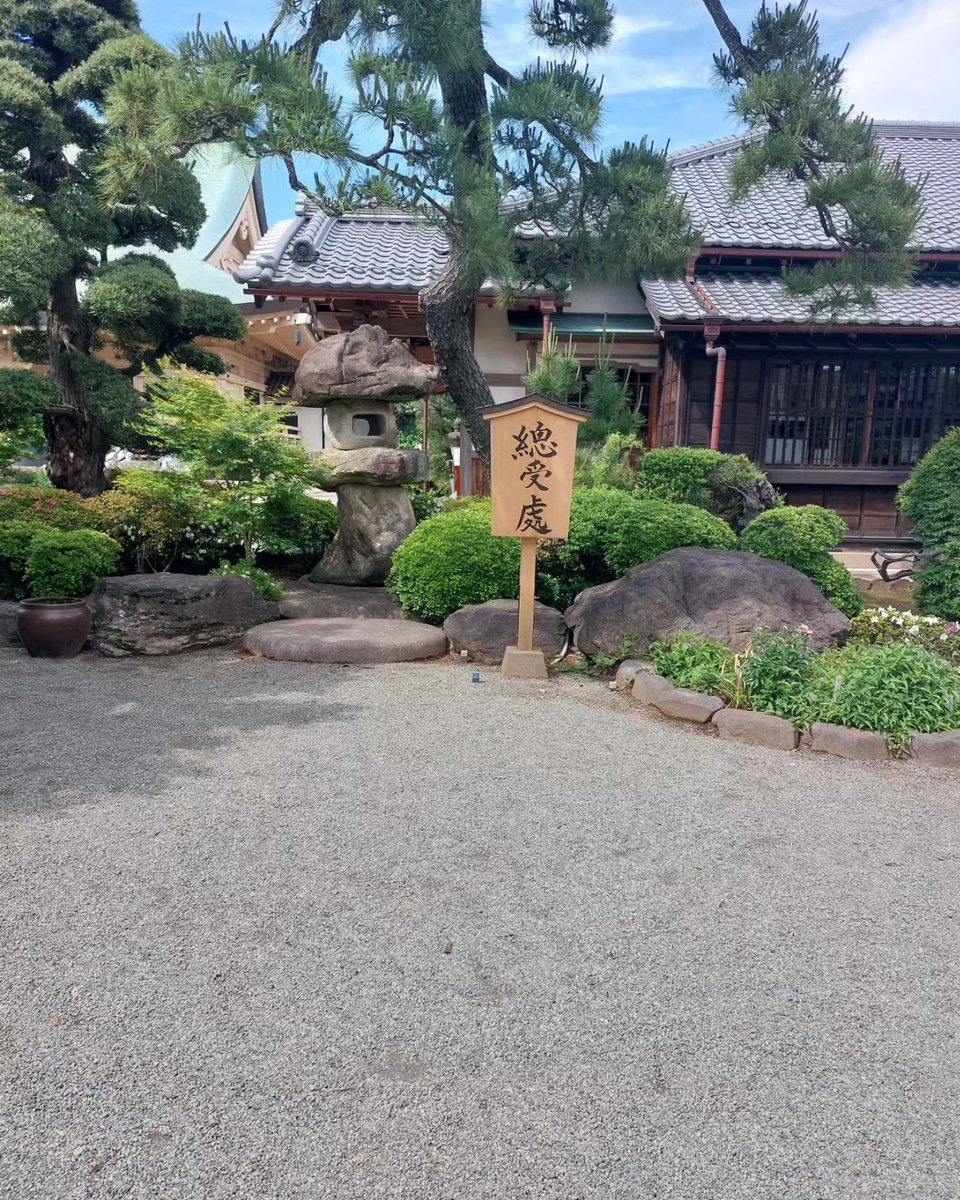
[739,504,861,616]
[0,520,40,599]
[210,559,282,601]
[537,487,639,609]
[24,528,121,601]
[85,469,228,571]
[898,428,960,619]
[387,502,520,623]
[258,490,339,567]
[649,631,738,699]
[573,433,642,491]
[801,641,960,748]
[636,447,777,529]
[605,498,736,578]
[851,606,960,667]
[739,630,816,723]
[404,484,446,524]
[0,484,97,530]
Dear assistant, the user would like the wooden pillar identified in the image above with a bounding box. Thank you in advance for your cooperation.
[517,538,537,651]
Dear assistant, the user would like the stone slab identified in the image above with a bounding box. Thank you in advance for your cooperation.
[500,646,548,680]
[632,671,672,706]
[283,583,403,621]
[615,659,646,691]
[909,730,960,768]
[244,618,448,664]
[652,684,725,723]
[712,707,799,750]
[809,722,890,761]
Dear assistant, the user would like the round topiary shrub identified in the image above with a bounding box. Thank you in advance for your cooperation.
[636,446,777,529]
[898,428,960,619]
[605,498,736,577]
[739,504,861,616]
[387,502,520,623]
[24,528,122,602]
[537,487,639,609]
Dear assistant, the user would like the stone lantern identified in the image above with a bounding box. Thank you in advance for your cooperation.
[293,324,438,586]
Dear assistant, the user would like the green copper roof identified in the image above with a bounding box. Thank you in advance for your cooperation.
[507,312,655,338]
[111,144,263,303]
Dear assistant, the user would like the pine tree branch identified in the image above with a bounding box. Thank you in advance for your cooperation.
[701,0,755,77]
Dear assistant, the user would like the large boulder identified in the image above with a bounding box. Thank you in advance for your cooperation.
[90,573,280,656]
[293,324,437,403]
[443,599,567,664]
[564,547,851,659]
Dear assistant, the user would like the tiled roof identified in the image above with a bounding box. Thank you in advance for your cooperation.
[642,271,960,328]
[671,122,960,252]
[235,200,449,292]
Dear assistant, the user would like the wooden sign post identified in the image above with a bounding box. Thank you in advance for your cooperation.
[482,393,587,679]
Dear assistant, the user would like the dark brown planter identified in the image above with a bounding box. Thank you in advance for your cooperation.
[16,599,92,659]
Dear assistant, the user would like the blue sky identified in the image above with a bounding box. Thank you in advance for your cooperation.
[136,0,960,225]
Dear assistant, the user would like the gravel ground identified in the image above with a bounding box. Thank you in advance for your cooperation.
[1,644,959,1200]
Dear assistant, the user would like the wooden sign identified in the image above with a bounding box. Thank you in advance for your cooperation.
[482,394,587,675]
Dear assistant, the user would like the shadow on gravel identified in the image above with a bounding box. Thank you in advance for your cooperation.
[0,648,363,816]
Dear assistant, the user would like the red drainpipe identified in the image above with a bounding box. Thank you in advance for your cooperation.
[703,323,726,451]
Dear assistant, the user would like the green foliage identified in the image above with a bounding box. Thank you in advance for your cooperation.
[537,487,736,610]
[84,469,218,570]
[739,630,816,723]
[24,527,121,601]
[537,486,638,609]
[0,484,97,529]
[739,504,861,615]
[210,558,282,601]
[257,492,339,567]
[0,1,240,488]
[580,337,636,442]
[405,484,447,524]
[604,498,736,579]
[851,606,960,668]
[650,632,738,700]
[523,333,581,405]
[802,641,960,748]
[713,1,923,312]
[387,502,520,623]
[636,447,777,530]
[0,372,57,459]
[0,520,40,599]
[574,432,642,491]
[898,429,960,619]
[138,374,317,560]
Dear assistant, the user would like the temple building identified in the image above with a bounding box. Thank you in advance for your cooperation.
[237,121,960,541]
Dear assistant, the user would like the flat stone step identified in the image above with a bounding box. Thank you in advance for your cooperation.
[244,618,448,664]
[282,582,404,621]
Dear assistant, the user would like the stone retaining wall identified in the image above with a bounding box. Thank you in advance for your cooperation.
[615,659,960,767]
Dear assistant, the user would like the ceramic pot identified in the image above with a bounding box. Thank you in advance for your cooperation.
[16,599,92,658]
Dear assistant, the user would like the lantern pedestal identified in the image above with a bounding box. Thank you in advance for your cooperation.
[500,646,548,680]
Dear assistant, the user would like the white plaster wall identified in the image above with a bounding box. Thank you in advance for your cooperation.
[295,406,326,453]
[566,279,648,313]
[489,384,527,404]
[473,304,529,375]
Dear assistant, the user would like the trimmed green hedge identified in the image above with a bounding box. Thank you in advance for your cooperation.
[898,429,960,619]
[387,502,520,623]
[739,504,861,616]
[23,528,121,602]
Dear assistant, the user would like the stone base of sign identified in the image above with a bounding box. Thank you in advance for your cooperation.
[500,646,548,680]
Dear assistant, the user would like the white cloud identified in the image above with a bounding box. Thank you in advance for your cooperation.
[843,0,960,120]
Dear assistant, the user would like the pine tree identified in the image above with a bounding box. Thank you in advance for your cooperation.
[0,2,245,494]
[101,0,922,460]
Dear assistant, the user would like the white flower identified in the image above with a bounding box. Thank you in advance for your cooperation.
[941,633,949,642]
[893,616,904,626]
[924,616,941,625]
[870,616,879,624]
[909,627,920,636]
